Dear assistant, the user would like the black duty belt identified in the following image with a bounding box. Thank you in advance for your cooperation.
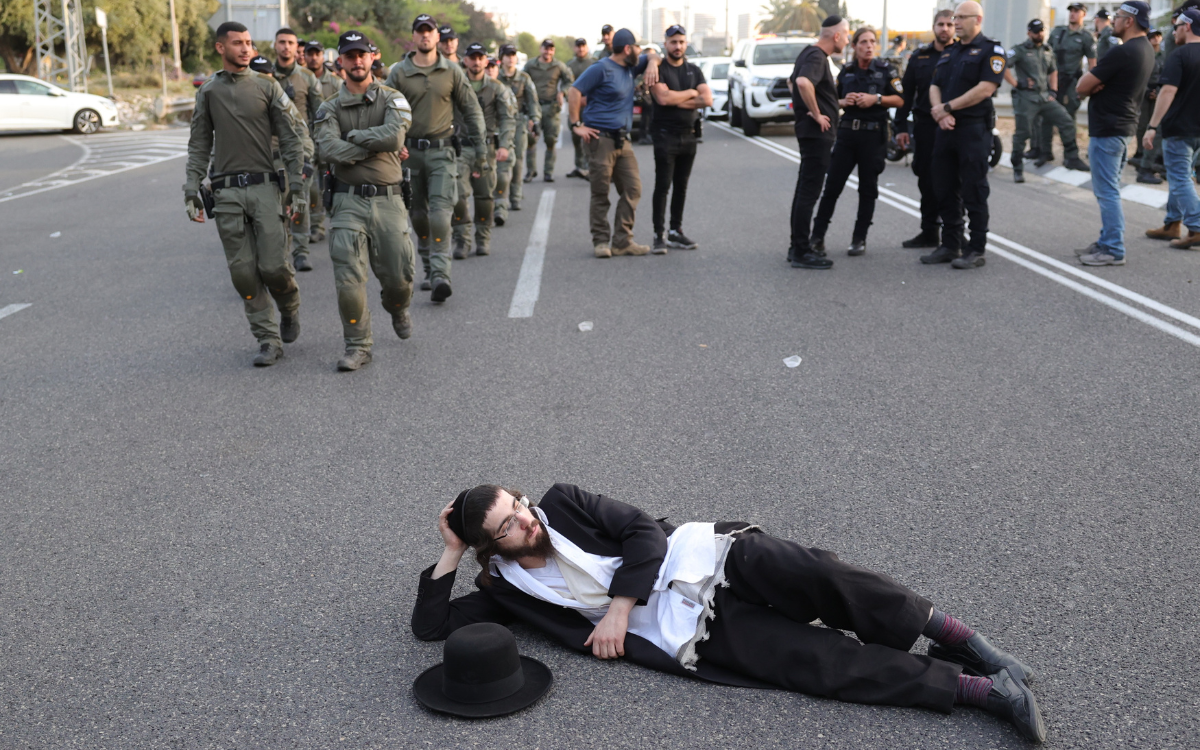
[538,98,557,106]
[210,172,280,189]
[840,119,883,131]
[334,182,402,198]
[405,137,453,150]
[591,128,628,140]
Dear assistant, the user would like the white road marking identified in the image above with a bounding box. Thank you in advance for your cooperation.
[1120,184,1169,209]
[0,132,191,204]
[714,122,1200,349]
[0,303,32,320]
[508,190,556,318]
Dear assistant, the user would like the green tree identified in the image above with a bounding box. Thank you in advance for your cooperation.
[515,30,537,58]
[757,0,825,35]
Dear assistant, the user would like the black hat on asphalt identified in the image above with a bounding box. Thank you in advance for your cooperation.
[249,55,272,73]
[1028,18,1045,31]
[439,25,458,40]
[413,623,553,718]
[465,42,487,57]
[412,14,437,32]
[337,30,372,54]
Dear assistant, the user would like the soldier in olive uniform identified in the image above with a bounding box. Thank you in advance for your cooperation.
[524,39,575,182]
[305,40,341,243]
[485,56,519,227]
[497,45,540,219]
[450,44,516,258]
[185,21,306,367]
[566,38,596,179]
[273,28,323,271]
[384,14,487,303]
[596,25,615,60]
[1044,3,1096,164]
[1005,19,1089,183]
[1095,10,1121,59]
[314,31,416,372]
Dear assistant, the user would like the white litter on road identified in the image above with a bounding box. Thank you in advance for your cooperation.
[783,355,802,368]
[578,321,593,332]
[50,231,61,238]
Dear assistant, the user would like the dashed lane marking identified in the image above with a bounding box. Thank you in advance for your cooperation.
[0,303,33,321]
[508,190,556,318]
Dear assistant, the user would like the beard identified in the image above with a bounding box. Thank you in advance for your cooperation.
[496,518,555,561]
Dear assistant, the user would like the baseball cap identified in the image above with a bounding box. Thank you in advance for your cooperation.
[1117,2,1151,28]
[1067,2,1086,10]
[665,24,686,38]
[611,28,637,49]
[249,55,272,73]
[1178,8,1200,32]
[368,42,378,53]
[601,24,614,34]
[498,43,517,56]
[541,37,555,48]
[438,25,457,39]
[1028,18,1045,31]
[412,14,437,32]
[487,57,498,67]
[1095,9,1111,19]
[304,40,323,52]
[465,42,487,57]
[337,30,372,54]
[574,37,587,46]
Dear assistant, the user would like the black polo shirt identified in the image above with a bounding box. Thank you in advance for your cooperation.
[1158,42,1200,139]
[894,43,942,125]
[654,58,706,132]
[1087,35,1154,138]
[790,45,839,139]
[931,32,1006,122]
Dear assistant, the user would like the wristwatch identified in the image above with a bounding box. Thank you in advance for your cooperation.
[572,121,584,129]
[876,93,882,105]
[943,102,954,114]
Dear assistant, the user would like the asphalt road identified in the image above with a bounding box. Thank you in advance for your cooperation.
[1,121,1198,749]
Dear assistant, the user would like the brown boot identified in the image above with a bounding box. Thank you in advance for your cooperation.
[611,240,650,256]
[1146,221,1182,240]
[1169,231,1200,250]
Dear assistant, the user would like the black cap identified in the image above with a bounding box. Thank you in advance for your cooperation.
[412,14,437,32]
[1028,18,1045,31]
[438,25,457,39]
[337,30,372,54]
[601,24,614,34]
[1180,8,1200,33]
[498,43,517,57]
[371,58,384,71]
[1096,9,1111,19]
[541,37,555,48]
[465,42,487,57]
[249,55,272,73]
[304,40,323,52]
[487,57,498,67]
[821,14,844,27]
[574,37,587,46]
[665,24,686,38]
[1067,2,1086,10]
[1117,1,1151,28]
[611,28,636,48]
[368,42,378,53]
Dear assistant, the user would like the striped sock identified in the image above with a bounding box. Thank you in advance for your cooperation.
[924,608,976,645]
[955,674,993,707]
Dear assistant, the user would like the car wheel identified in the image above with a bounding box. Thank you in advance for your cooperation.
[730,97,743,128]
[72,109,101,135]
[742,112,760,136]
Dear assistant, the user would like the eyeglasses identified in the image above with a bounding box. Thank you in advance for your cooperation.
[665,25,687,37]
[492,495,529,541]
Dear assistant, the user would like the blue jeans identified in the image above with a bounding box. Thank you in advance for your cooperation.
[1089,135,1128,258]
[1163,136,1200,232]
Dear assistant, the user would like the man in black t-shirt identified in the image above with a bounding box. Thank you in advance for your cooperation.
[1075,1,1155,266]
[787,15,850,269]
[1143,8,1200,248]
[649,25,712,253]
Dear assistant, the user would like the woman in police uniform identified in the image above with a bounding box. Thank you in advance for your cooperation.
[810,27,904,256]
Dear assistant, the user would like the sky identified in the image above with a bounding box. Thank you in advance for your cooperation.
[480,0,939,42]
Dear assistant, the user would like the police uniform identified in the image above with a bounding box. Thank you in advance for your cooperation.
[1047,23,1095,124]
[314,36,415,371]
[451,49,516,258]
[497,60,541,218]
[1007,33,1082,176]
[1096,23,1120,60]
[893,42,943,246]
[924,32,1006,268]
[383,20,486,302]
[273,60,322,268]
[810,57,901,251]
[567,52,596,176]
[523,53,575,180]
[307,53,341,244]
[184,67,306,366]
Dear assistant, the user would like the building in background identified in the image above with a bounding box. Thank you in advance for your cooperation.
[694,13,717,38]
[206,0,288,42]
[652,7,682,43]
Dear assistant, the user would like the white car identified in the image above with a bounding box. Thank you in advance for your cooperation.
[693,57,730,119]
[0,74,119,134]
[728,35,826,136]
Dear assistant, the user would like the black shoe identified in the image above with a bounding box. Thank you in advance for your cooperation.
[566,168,582,178]
[848,238,866,256]
[280,314,299,343]
[1013,169,1025,183]
[921,246,959,264]
[791,252,833,269]
[667,229,698,249]
[336,349,372,371]
[1137,170,1164,185]
[1064,156,1090,172]
[392,309,412,339]
[951,251,986,269]
[1034,155,1052,168]
[523,170,537,183]
[810,236,826,256]
[431,279,452,303]
[578,170,589,179]
[653,235,669,254]
[420,278,432,291]
[928,633,1036,682]
[494,214,505,227]
[544,174,555,183]
[1023,148,1040,160]
[252,342,283,367]
[294,255,313,272]
[984,666,1046,743]
[901,231,940,249]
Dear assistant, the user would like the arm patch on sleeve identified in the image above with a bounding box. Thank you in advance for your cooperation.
[990,56,1005,74]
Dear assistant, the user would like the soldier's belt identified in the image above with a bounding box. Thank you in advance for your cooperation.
[209,172,280,190]
[840,119,883,131]
[538,99,557,106]
[405,137,454,150]
[334,182,403,198]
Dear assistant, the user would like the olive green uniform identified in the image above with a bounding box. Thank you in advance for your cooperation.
[1095,25,1119,60]
[272,63,321,265]
[384,52,486,288]
[1007,39,1080,171]
[595,45,612,61]
[451,76,516,255]
[497,67,540,217]
[309,68,342,239]
[315,80,415,353]
[1047,25,1095,123]
[523,57,575,177]
[184,69,305,349]
[567,54,596,173]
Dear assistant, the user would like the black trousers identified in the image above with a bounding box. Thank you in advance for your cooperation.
[652,129,698,235]
[911,116,940,236]
[931,119,991,254]
[812,126,887,242]
[789,136,834,258]
[695,533,960,712]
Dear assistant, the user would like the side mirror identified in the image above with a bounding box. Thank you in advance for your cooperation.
[733,59,746,67]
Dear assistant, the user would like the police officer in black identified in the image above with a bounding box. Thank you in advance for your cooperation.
[922,0,1005,270]
[809,26,903,256]
[893,9,955,249]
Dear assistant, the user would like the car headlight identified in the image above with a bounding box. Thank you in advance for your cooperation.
[750,76,776,87]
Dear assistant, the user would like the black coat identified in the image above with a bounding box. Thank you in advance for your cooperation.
[411,483,770,688]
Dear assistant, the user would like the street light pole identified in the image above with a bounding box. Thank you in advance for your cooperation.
[96,7,113,98]
[168,0,182,79]
[881,0,889,54]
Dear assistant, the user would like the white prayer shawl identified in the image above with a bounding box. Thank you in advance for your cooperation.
[490,508,737,670]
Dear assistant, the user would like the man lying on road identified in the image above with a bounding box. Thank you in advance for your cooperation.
[412,483,1046,742]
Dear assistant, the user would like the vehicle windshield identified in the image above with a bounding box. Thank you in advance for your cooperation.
[710,63,729,79]
[753,43,807,65]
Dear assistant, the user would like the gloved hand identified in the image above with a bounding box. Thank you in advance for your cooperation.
[1048,90,1058,100]
[186,193,205,222]
[286,188,306,216]
[302,162,315,179]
